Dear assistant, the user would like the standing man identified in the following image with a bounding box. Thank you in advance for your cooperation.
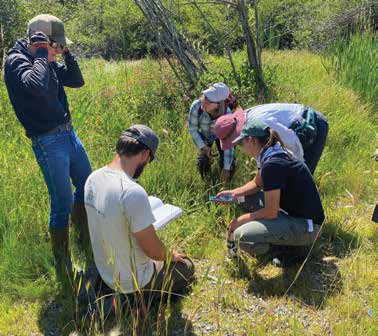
[4,14,92,284]
[84,125,195,301]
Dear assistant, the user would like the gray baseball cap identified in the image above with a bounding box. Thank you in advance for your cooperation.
[203,83,230,103]
[27,14,72,46]
[123,125,159,161]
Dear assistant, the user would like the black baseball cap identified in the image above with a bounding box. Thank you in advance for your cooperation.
[122,125,159,161]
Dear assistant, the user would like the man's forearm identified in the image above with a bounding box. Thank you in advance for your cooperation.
[18,48,50,95]
[148,241,167,261]
[134,225,168,261]
[59,50,85,87]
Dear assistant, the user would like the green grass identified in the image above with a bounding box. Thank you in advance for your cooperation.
[325,32,377,111]
[0,50,377,335]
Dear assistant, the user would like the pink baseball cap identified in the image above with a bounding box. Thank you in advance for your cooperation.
[215,109,245,150]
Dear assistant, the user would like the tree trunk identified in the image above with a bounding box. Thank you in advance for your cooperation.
[0,24,5,79]
[237,0,266,99]
[135,0,206,90]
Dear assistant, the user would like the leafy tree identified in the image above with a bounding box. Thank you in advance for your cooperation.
[65,0,154,58]
[0,0,30,70]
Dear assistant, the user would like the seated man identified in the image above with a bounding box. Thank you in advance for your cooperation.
[84,125,194,303]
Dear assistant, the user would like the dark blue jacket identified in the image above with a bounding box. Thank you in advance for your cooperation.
[4,39,84,138]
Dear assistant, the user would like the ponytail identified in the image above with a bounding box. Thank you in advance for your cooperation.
[258,128,287,151]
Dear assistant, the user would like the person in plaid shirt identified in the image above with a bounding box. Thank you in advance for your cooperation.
[188,83,235,181]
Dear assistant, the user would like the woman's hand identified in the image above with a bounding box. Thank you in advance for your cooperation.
[227,218,239,238]
[227,214,252,238]
[216,190,236,204]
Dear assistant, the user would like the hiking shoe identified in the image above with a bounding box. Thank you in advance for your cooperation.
[227,240,238,258]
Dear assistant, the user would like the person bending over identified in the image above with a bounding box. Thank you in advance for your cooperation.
[188,83,236,182]
[216,103,328,175]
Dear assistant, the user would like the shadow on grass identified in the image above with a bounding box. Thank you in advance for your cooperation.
[226,222,362,309]
[37,283,196,335]
[37,293,76,336]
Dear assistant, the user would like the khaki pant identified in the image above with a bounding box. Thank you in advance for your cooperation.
[234,193,320,256]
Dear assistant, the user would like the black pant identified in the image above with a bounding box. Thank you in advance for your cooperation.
[79,258,195,320]
[142,257,195,303]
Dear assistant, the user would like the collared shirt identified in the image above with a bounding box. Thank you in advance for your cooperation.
[188,99,234,170]
[245,103,306,163]
[260,148,325,226]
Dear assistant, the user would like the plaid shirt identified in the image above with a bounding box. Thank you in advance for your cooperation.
[188,99,234,170]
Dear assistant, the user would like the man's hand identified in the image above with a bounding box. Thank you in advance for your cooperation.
[62,47,70,59]
[30,31,50,48]
[201,145,212,157]
[171,249,186,263]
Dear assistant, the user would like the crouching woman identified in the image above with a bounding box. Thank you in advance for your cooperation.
[217,116,325,264]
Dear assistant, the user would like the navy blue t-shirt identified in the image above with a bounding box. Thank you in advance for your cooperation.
[261,153,325,224]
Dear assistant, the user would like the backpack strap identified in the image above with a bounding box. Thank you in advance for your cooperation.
[225,93,238,110]
[289,107,317,149]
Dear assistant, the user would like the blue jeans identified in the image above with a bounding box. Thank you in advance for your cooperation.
[32,129,92,229]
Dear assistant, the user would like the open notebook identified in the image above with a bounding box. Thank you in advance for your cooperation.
[149,196,182,230]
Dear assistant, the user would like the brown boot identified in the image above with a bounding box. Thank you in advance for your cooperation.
[70,202,93,265]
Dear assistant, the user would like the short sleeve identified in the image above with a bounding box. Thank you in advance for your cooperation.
[121,186,156,233]
[261,161,287,191]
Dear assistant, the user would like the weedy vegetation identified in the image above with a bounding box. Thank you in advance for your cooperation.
[325,31,377,110]
[0,45,377,335]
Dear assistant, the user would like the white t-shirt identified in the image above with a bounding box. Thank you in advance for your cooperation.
[84,166,155,293]
[245,103,305,164]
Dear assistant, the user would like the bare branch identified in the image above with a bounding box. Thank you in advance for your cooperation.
[179,1,237,7]
[0,24,6,78]
[135,0,206,86]
[190,1,241,88]
[254,0,262,70]
[237,0,266,98]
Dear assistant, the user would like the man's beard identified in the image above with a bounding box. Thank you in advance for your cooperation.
[133,161,148,179]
